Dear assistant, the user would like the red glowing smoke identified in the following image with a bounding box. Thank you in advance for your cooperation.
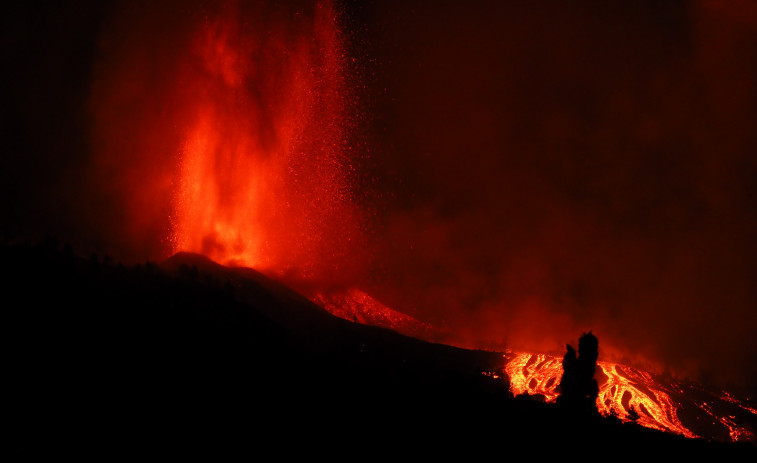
[4,0,756,399]
[90,0,367,281]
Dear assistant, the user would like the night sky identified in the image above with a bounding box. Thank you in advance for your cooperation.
[2,1,756,397]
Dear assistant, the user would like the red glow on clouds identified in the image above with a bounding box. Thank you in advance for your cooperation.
[82,0,757,398]
[92,0,366,280]
[172,0,362,278]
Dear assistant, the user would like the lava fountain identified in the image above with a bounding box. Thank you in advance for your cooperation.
[92,0,366,279]
[90,0,757,445]
[173,0,361,275]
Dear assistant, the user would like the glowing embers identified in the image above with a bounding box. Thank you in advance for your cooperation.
[171,0,361,277]
[311,288,437,340]
[698,400,754,442]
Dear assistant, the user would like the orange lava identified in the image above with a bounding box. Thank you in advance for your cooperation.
[311,288,438,341]
[504,351,757,440]
[171,0,363,278]
[597,361,694,437]
[307,289,757,443]
[505,353,563,403]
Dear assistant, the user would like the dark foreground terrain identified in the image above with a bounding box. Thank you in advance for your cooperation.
[5,240,755,458]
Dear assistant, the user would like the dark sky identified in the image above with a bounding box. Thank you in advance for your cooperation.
[2,0,756,395]
[346,0,757,396]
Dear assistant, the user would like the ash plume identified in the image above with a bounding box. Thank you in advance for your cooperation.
[1,0,756,397]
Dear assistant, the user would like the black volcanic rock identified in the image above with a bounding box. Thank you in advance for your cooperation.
[4,243,756,458]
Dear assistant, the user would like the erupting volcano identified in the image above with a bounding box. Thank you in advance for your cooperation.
[86,0,757,446]
[4,0,757,455]
[91,0,366,279]
[170,0,361,275]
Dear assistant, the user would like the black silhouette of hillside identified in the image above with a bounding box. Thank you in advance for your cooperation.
[5,239,756,458]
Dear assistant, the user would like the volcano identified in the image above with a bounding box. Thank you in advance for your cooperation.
[159,253,757,448]
[7,242,755,456]
[4,0,757,457]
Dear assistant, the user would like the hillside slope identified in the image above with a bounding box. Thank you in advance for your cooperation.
[5,242,755,457]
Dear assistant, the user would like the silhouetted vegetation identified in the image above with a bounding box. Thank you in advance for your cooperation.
[556,331,600,416]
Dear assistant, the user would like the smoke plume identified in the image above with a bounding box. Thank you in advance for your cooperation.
[1,0,756,395]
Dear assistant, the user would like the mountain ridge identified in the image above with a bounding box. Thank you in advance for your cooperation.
[4,242,755,457]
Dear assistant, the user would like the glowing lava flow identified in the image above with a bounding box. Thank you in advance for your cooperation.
[505,353,563,403]
[311,288,439,341]
[597,362,694,437]
[505,352,694,436]
[309,290,756,443]
[504,352,756,442]
[306,284,757,443]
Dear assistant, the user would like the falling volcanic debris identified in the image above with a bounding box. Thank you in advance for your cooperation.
[91,0,367,281]
[171,0,361,274]
[2,0,757,443]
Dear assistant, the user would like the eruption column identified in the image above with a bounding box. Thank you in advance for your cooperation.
[172,0,361,278]
[92,0,364,276]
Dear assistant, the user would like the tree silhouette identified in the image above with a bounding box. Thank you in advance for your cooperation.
[556,332,600,415]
